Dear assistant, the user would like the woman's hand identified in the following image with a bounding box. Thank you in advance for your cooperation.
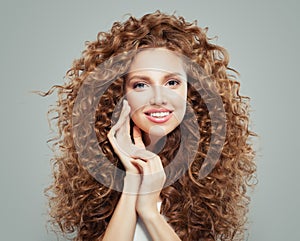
[107,100,166,206]
[107,100,141,174]
[130,146,166,218]
[130,135,180,241]
[107,100,148,194]
[107,104,177,240]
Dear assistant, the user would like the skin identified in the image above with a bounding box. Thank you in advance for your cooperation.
[103,48,187,241]
[126,48,187,150]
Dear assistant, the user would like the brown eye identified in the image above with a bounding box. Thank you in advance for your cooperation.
[165,79,180,87]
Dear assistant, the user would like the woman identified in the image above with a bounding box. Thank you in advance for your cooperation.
[44,11,256,241]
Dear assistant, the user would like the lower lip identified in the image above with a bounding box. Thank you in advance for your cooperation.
[145,113,173,123]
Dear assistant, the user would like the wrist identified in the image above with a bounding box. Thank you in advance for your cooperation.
[138,208,161,221]
[122,173,141,195]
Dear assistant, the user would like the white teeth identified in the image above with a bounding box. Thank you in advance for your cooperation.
[150,112,170,118]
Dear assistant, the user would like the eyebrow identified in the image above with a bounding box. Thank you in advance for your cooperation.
[127,72,186,83]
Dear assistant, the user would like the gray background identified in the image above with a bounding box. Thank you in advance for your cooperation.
[0,0,299,240]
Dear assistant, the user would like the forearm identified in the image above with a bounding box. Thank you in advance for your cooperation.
[102,177,139,241]
[140,211,181,241]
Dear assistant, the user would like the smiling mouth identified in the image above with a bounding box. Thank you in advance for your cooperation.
[144,110,173,123]
[146,111,171,118]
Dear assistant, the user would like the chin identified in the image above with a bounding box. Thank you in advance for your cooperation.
[145,124,178,137]
[148,125,168,137]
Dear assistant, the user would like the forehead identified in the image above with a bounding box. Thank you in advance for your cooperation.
[128,48,185,76]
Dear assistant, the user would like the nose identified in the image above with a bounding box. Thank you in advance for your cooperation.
[149,85,167,105]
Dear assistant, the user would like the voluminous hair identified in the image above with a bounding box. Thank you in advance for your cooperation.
[44,11,256,241]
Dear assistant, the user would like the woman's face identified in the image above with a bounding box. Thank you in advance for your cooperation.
[125,48,187,137]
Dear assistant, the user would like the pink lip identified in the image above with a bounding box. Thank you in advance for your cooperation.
[144,109,173,124]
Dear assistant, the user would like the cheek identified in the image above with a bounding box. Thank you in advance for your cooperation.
[179,87,188,108]
[174,102,186,122]
[172,90,187,120]
[172,88,187,107]
[125,92,147,114]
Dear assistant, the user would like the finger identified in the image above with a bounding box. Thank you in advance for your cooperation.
[115,108,134,157]
[133,126,145,149]
[108,100,131,149]
[133,159,165,194]
[111,100,131,132]
[107,132,122,157]
[108,133,137,172]
[130,159,148,173]
[117,106,131,141]
[132,158,164,177]
[133,148,157,161]
[108,127,130,158]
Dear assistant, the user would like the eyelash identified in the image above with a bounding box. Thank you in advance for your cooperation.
[133,82,148,89]
[166,79,181,87]
[132,79,181,89]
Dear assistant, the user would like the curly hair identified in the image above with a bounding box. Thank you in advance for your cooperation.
[43,11,257,241]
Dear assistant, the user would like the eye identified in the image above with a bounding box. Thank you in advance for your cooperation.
[165,79,180,87]
[133,82,148,89]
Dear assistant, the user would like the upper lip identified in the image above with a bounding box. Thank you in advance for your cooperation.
[144,108,173,115]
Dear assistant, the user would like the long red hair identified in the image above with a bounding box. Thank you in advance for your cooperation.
[43,11,256,241]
